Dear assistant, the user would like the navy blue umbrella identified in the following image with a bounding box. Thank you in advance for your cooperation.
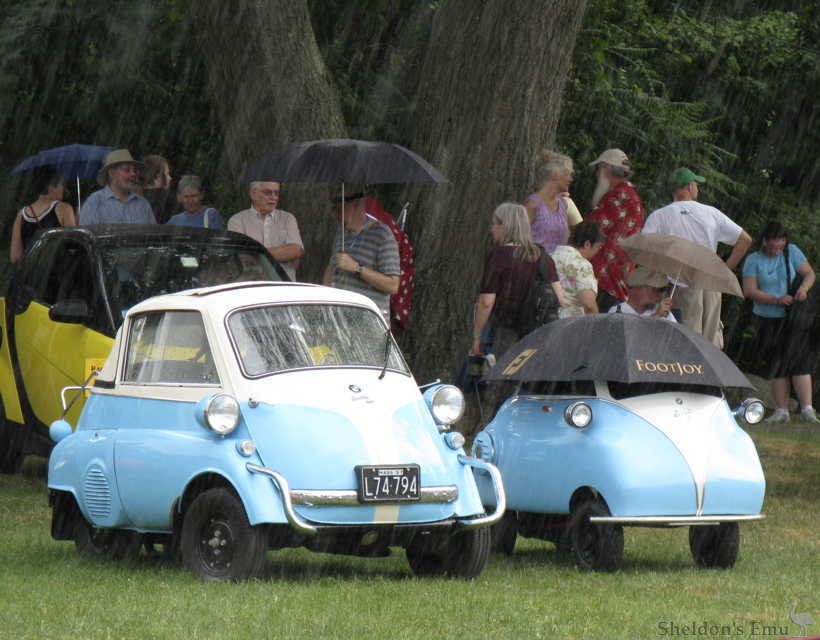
[11,144,115,210]
[11,143,115,180]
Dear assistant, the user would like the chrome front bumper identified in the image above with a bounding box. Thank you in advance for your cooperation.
[590,514,766,527]
[246,455,506,534]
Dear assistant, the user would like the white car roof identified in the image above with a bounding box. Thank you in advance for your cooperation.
[125,281,382,317]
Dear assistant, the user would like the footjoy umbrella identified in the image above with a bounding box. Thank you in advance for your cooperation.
[619,233,743,297]
[484,313,752,388]
[12,144,115,210]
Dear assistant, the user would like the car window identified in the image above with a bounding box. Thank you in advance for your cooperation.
[227,303,409,376]
[520,380,596,396]
[101,244,283,319]
[123,310,218,385]
[608,381,722,399]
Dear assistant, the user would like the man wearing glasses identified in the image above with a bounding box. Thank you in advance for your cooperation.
[80,149,156,225]
[228,181,304,280]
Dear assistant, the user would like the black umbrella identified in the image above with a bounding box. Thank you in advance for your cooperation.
[242,138,448,184]
[484,314,752,389]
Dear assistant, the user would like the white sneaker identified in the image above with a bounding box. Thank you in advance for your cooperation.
[765,409,790,423]
[800,407,820,424]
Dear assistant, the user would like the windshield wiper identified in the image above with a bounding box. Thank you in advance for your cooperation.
[378,329,392,380]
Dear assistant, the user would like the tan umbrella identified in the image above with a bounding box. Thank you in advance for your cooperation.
[619,233,743,297]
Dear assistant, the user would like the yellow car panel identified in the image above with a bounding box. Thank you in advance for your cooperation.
[14,302,113,426]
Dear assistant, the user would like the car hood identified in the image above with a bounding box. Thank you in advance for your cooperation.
[617,391,763,513]
[237,370,453,491]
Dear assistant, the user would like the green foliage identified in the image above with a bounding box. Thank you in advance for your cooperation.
[559,0,819,263]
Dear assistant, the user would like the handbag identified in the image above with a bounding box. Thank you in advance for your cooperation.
[515,247,559,336]
[784,244,818,333]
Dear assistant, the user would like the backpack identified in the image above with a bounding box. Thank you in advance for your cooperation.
[516,247,559,335]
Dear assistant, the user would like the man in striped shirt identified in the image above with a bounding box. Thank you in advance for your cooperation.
[322,188,400,320]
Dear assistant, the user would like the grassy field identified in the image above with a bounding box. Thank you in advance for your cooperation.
[0,427,817,640]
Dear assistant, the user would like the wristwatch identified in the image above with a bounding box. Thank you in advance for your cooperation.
[355,264,363,276]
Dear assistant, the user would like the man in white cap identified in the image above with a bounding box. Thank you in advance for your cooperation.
[586,148,645,310]
[643,167,752,346]
[608,266,676,321]
[80,149,156,225]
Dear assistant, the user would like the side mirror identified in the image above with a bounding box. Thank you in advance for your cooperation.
[49,299,93,324]
[49,419,73,443]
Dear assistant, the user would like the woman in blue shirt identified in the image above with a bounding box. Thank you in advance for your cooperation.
[166,175,223,229]
[742,220,817,423]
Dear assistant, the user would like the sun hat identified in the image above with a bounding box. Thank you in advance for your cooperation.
[588,148,631,170]
[97,149,143,186]
[669,167,705,190]
[628,266,669,288]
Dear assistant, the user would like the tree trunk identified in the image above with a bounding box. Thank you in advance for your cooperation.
[404,0,588,380]
[190,0,347,282]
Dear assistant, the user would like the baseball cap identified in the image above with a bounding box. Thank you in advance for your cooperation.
[669,167,705,190]
[588,148,631,170]
[628,266,669,288]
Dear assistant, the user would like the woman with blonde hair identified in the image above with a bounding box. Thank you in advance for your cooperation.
[525,149,583,254]
[471,203,565,358]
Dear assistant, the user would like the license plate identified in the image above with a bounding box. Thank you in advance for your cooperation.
[356,465,420,503]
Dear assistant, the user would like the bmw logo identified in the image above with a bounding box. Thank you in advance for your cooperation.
[349,385,361,393]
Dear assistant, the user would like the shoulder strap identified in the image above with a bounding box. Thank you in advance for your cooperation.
[784,243,793,285]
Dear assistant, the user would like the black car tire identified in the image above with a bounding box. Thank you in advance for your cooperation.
[689,523,739,569]
[74,517,141,561]
[569,498,624,572]
[180,488,267,581]
[406,527,491,579]
[491,511,518,555]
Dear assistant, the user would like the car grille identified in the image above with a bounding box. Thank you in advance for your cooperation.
[83,466,112,519]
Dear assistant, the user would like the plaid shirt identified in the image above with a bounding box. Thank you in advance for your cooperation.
[587,181,645,301]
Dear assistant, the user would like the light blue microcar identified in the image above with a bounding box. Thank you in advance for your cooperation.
[47,282,504,580]
[471,314,766,571]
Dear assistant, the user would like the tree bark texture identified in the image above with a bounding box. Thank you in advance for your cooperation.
[404,0,588,380]
[190,0,348,282]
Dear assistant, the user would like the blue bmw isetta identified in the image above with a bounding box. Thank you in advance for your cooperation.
[47,282,504,580]
[471,314,766,571]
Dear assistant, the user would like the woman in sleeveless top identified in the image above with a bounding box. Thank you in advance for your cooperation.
[525,150,583,255]
[10,165,76,263]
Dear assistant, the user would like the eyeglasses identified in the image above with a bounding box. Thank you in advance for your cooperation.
[258,189,279,197]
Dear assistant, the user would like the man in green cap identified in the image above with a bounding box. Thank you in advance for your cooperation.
[642,167,752,347]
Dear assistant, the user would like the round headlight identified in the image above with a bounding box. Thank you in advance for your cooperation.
[742,399,765,425]
[205,394,240,435]
[431,385,465,425]
[472,432,495,463]
[564,402,592,428]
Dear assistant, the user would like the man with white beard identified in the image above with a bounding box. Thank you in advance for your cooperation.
[586,149,645,310]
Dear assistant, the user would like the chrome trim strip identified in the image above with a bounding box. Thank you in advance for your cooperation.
[456,455,506,529]
[289,486,458,506]
[590,514,766,526]
[245,463,318,535]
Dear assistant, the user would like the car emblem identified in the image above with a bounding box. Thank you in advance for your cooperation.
[349,385,361,393]
[675,397,684,405]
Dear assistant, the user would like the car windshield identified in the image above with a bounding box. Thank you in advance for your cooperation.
[608,381,722,399]
[102,243,283,318]
[227,303,409,376]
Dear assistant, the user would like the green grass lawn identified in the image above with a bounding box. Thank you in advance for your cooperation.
[0,428,817,640]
